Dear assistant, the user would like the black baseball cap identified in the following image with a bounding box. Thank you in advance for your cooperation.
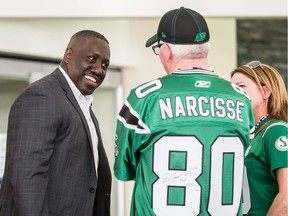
[145,7,210,47]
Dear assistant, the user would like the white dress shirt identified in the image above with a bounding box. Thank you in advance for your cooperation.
[59,66,99,176]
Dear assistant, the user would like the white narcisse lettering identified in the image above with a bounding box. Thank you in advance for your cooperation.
[210,97,215,117]
[159,96,245,123]
[198,96,209,117]
[215,98,226,118]
[186,96,198,117]
[159,98,173,119]
[175,96,186,117]
[236,101,244,122]
[227,100,236,120]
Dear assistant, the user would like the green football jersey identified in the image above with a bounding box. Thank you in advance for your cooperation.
[242,119,288,215]
[114,69,255,216]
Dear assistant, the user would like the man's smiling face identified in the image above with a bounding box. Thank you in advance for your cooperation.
[64,37,110,95]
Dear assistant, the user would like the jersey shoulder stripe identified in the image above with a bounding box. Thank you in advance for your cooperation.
[118,101,150,134]
[262,121,288,138]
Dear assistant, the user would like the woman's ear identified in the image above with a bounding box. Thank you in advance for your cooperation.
[262,85,272,99]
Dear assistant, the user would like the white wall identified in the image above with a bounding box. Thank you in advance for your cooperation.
[0,17,236,88]
[0,81,27,133]
[1,0,286,17]
[0,19,133,67]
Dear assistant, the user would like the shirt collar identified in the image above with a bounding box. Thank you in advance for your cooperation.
[173,68,218,76]
[58,66,93,105]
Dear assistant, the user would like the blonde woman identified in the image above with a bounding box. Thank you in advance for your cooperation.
[231,61,288,216]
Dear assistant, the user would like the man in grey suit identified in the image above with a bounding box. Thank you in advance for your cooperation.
[0,30,112,215]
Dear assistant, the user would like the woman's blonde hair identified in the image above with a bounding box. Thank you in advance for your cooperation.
[231,61,287,121]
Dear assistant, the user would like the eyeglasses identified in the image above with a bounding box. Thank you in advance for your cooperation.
[152,43,164,55]
[245,60,263,69]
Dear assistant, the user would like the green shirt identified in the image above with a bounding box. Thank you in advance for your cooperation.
[243,118,288,215]
[114,69,254,216]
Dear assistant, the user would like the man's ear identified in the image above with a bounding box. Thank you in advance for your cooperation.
[63,48,72,63]
[163,43,172,61]
[262,85,272,100]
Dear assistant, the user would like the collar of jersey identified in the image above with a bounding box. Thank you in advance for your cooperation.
[173,68,218,76]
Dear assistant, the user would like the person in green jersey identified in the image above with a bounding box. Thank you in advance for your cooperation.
[231,61,288,216]
[114,7,255,216]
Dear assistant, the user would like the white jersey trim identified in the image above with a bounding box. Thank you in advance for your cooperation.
[173,69,219,76]
[262,122,288,138]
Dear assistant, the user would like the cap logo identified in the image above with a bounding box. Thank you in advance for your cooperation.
[161,32,167,39]
[195,32,206,43]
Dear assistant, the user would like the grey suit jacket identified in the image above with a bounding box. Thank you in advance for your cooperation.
[0,69,111,215]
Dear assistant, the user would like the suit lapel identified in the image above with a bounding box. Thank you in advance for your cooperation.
[52,69,94,151]
[89,109,103,147]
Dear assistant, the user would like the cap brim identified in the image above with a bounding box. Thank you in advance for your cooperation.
[145,34,158,47]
